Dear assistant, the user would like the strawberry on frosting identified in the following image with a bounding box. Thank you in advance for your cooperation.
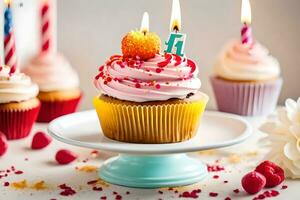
[94,53,201,102]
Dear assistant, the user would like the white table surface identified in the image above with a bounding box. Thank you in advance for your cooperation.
[0,113,299,200]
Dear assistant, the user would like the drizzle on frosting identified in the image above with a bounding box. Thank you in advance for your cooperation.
[214,40,280,81]
[94,54,201,102]
[0,65,38,103]
[22,53,79,92]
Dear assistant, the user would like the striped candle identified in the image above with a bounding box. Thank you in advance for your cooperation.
[240,0,253,45]
[40,0,52,53]
[4,0,17,75]
[241,24,253,44]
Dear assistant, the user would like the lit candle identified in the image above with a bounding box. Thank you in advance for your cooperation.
[40,0,53,54]
[164,0,186,56]
[140,12,149,35]
[241,0,253,44]
[4,0,17,75]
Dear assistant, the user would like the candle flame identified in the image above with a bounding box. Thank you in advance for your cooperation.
[140,12,149,34]
[4,0,12,5]
[170,0,181,32]
[241,0,252,25]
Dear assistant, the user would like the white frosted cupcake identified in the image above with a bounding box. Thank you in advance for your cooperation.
[0,66,40,140]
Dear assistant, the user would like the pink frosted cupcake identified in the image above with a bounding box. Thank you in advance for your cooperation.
[210,40,282,116]
[0,65,40,140]
[22,53,81,122]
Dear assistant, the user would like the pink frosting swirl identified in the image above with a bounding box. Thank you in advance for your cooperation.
[94,54,201,102]
[214,40,280,81]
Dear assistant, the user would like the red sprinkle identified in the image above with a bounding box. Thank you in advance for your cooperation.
[135,83,141,88]
[155,84,161,89]
[281,185,288,190]
[173,54,182,66]
[87,180,98,185]
[213,175,219,179]
[209,192,218,197]
[15,170,23,175]
[252,190,280,200]
[187,59,196,73]
[115,195,122,200]
[3,182,9,187]
[179,189,201,198]
[224,197,231,200]
[155,68,163,73]
[92,186,102,191]
[207,164,225,172]
[233,189,240,193]
[100,196,107,200]
[99,65,104,71]
[58,184,76,196]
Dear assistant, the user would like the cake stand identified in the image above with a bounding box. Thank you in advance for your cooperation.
[48,110,251,188]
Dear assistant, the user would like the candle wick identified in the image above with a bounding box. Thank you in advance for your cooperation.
[173,26,179,33]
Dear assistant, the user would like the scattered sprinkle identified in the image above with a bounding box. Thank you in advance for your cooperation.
[11,180,28,189]
[213,175,219,179]
[233,189,240,194]
[76,165,97,173]
[209,192,218,197]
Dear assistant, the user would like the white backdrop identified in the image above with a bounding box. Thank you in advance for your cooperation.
[1,0,300,110]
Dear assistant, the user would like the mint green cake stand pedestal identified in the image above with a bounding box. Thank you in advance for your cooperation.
[99,154,208,188]
[48,110,251,189]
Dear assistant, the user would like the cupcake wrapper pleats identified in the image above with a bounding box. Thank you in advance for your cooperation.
[93,96,208,144]
[210,77,283,116]
[0,104,40,140]
[37,95,82,123]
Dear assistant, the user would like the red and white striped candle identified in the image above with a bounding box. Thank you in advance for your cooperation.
[40,0,53,54]
[4,0,17,75]
[240,0,253,45]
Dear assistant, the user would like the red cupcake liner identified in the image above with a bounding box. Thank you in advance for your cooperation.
[0,104,41,140]
[37,95,82,123]
[210,77,283,116]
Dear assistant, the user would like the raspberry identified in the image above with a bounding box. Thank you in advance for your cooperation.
[255,161,285,187]
[242,171,266,194]
[0,132,8,157]
[31,131,52,150]
[55,149,78,165]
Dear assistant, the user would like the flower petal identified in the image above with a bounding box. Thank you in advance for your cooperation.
[290,125,300,140]
[284,141,300,161]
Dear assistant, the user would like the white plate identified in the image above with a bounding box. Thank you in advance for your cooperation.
[48,110,251,154]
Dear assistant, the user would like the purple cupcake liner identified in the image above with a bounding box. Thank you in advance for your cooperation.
[210,76,283,116]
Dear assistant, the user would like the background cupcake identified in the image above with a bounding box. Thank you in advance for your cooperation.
[20,0,81,122]
[0,65,40,140]
[210,40,282,116]
[210,0,282,116]
[22,53,81,122]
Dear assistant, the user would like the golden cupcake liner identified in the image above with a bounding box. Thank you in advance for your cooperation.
[93,94,208,144]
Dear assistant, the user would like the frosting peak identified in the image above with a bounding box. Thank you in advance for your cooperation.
[0,65,38,103]
[22,53,79,92]
[94,54,201,102]
[214,40,280,81]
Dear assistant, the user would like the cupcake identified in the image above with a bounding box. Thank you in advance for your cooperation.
[22,53,81,122]
[93,30,208,144]
[0,66,40,140]
[210,40,282,116]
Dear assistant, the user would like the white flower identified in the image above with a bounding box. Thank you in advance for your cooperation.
[260,97,300,179]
